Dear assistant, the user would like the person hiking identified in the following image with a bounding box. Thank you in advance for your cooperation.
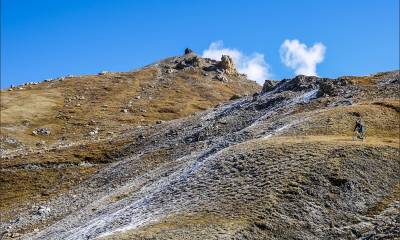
[353,118,365,141]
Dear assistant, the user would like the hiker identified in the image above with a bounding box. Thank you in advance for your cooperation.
[353,118,365,141]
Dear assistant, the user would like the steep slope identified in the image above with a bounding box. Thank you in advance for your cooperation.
[0,50,260,220]
[1,70,398,239]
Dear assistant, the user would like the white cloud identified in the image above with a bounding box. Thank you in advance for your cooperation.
[280,39,326,76]
[202,41,271,84]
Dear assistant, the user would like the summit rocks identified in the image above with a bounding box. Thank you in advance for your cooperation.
[218,55,239,76]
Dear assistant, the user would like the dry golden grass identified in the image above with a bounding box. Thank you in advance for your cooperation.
[0,167,100,221]
[100,213,248,240]
[0,65,260,217]
[1,67,259,148]
[265,135,399,148]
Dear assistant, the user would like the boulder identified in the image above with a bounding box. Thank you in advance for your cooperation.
[165,68,176,74]
[216,74,228,82]
[37,206,51,216]
[262,80,278,93]
[218,55,238,76]
[184,48,194,55]
[176,56,203,69]
[32,128,51,136]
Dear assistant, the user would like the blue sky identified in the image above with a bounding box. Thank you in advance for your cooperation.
[1,0,399,87]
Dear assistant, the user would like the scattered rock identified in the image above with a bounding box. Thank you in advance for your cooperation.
[216,74,228,82]
[176,60,189,70]
[37,206,51,216]
[11,232,21,238]
[89,128,99,136]
[166,68,176,74]
[262,80,278,93]
[32,128,51,136]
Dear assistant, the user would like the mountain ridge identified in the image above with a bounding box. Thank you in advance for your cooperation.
[1,54,399,239]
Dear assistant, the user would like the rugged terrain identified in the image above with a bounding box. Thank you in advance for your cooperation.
[0,50,260,221]
[1,54,399,239]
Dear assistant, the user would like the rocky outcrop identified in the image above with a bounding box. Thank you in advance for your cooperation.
[274,75,321,93]
[218,55,238,76]
[175,54,203,70]
[316,79,350,97]
[267,75,352,98]
[261,80,278,93]
[184,48,193,55]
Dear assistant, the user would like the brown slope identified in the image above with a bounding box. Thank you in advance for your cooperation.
[0,52,260,216]
[4,70,397,240]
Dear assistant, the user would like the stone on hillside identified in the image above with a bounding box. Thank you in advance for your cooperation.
[166,68,176,74]
[216,73,228,82]
[88,128,99,136]
[176,60,188,69]
[176,55,203,69]
[185,56,202,67]
[37,206,51,216]
[218,55,238,76]
[184,48,194,55]
[262,80,278,93]
[32,128,51,136]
